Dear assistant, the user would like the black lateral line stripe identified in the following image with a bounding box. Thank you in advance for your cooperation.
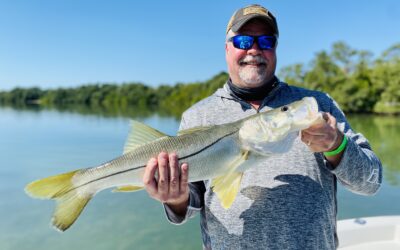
[62,130,238,195]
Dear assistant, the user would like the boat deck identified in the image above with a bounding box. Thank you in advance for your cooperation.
[338,216,400,250]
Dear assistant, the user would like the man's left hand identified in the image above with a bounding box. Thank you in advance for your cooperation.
[301,112,343,153]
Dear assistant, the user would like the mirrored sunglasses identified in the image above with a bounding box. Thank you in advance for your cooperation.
[228,35,277,50]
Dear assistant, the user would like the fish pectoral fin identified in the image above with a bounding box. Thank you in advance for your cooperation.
[112,185,144,192]
[123,120,169,154]
[211,150,249,209]
[211,172,243,209]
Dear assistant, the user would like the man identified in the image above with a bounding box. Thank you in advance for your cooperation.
[143,4,382,249]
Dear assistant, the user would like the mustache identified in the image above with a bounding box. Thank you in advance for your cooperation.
[239,55,266,65]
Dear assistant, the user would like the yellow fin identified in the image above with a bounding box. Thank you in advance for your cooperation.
[211,151,249,209]
[212,172,243,209]
[123,120,168,154]
[52,191,92,232]
[25,170,79,199]
[177,126,212,136]
[112,185,143,192]
[25,170,92,232]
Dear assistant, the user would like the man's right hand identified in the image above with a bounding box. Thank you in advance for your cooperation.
[143,152,189,216]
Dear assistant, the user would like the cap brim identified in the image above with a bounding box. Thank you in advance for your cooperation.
[230,14,277,34]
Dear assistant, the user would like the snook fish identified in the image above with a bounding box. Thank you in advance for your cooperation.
[25,97,323,232]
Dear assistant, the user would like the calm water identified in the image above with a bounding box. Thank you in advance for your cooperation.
[0,107,399,250]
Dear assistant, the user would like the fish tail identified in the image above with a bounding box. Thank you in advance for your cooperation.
[25,170,92,232]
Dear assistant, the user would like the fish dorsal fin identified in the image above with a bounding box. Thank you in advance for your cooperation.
[123,120,168,154]
[211,150,249,209]
[177,126,213,136]
[112,185,143,192]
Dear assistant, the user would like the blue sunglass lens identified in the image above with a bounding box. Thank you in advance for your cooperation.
[231,35,276,50]
[232,36,254,50]
[258,36,276,49]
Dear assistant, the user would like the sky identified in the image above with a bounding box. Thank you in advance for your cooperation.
[0,0,399,90]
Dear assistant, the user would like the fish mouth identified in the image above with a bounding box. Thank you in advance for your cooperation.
[290,97,321,128]
[304,97,319,116]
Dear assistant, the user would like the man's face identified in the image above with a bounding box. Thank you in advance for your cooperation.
[225,19,277,88]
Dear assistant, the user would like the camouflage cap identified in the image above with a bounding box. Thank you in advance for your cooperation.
[226,4,279,36]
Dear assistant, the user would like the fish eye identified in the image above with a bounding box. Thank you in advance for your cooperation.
[281,106,289,112]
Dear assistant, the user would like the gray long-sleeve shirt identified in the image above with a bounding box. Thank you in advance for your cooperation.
[164,81,382,250]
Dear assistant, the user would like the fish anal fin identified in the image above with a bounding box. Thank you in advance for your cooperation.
[123,120,168,154]
[112,185,143,192]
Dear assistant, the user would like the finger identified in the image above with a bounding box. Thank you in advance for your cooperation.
[169,153,179,195]
[322,112,329,121]
[180,163,189,194]
[157,152,169,200]
[300,130,308,144]
[301,130,317,141]
[304,112,329,132]
[313,113,339,144]
[301,131,313,146]
[302,131,325,146]
[316,112,336,130]
[143,158,158,195]
[303,124,331,135]
[325,113,337,128]
[323,114,342,149]
[305,122,329,133]
[303,129,328,139]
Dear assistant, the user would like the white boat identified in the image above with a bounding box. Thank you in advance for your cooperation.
[337,216,400,249]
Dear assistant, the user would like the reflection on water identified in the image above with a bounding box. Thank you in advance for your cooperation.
[337,114,400,220]
[0,106,399,250]
[0,102,181,120]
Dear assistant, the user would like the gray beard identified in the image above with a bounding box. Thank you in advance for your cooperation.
[238,66,268,86]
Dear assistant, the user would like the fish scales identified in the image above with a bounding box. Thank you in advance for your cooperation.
[76,121,243,191]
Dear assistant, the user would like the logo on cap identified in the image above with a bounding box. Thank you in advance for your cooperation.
[243,6,268,16]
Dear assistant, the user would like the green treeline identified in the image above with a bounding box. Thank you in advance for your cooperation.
[0,72,228,117]
[279,41,400,114]
[1,41,399,116]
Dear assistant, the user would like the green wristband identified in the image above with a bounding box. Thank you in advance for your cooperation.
[323,135,348,157]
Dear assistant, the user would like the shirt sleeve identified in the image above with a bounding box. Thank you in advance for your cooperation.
[163,112,206,224]
[324,95,382,195]
[163,181,205,224]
